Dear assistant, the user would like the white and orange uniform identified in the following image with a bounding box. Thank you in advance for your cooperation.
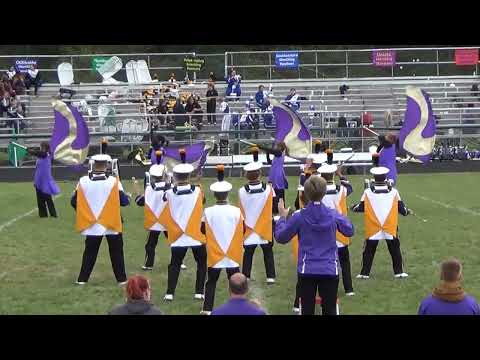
[238,183,273,245]
[75,175,123,236]
[160,184,206,247]
[142,184,168,232]
[204,204,244,269]
[321,184,351,248]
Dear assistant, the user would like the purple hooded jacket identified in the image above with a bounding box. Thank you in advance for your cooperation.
[418,294,480,315]
[275,202,354,276]
[34,153,60,196]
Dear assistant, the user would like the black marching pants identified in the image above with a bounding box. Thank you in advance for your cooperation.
[143,231,168,268]
[77,234,127,283]
[272,188,285,215]
[298,274,339,316]
[360,238,404,276]
[242,242,276,279]
[166,245,207,295]
[203,267,240,311]
[36,188,57,218]
[338,246,354,293]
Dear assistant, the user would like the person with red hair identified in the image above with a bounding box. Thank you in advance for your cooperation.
[109,275,162,315]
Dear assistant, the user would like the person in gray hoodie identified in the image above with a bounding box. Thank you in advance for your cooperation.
[275,176,354,315]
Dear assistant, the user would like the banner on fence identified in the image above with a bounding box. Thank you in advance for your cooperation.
[275,51,299,69]
[372,50,396,67]
[183,57,205,72]
[455,48,479,66]
[91,56,112,72]
[15,59,37,73]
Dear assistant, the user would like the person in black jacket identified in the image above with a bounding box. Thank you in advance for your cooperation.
[206,83,218,125]
[109,275,163,315]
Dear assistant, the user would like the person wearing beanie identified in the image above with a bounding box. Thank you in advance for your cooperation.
[351,153,410,279]
[239,147,276,284]
[200,165,245,315]
[160,148,207,301]
[317,149,355,296]
[418,259,480,315]
[109,275,163,315]
[133,150,171,271]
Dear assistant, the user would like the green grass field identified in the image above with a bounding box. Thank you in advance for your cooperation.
[1,172,479,315]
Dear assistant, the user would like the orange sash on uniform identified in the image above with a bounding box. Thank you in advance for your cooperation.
[364,193,399,239]
[205,219,244,268]
[240,190,273,242]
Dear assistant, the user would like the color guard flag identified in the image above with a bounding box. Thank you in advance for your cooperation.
[162,142,211,174]
[50,99,90,166]
[399,86,436,163]
[271,99,312,159]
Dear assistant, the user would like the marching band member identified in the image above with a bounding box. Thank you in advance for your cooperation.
[28,141,60,218]
[294,140,324,210]
[133,150,170,271]
[71,153,130,285]
[318,149,355,296]
[351,153,410,279]
[200,165,245,314]
[239,147,276,284]
[161,149,207,301]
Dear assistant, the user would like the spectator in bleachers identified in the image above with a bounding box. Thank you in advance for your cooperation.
[25,64,42,96]
[206,82,218,125]
[6,66,16,81]
[284,88,301,111]
[6,97,26,133]
[208,71,217,85]
[108,275,162,315]
[12,73,26,96]
[471,84,479,101]
[225,69,241,99]
[339,84,349,99]
[255,85,267,110]
[418,259,480,315]
[168,72,176,83]
[173,98,187,128]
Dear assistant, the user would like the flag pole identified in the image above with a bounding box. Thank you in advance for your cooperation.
[362,126,380,137]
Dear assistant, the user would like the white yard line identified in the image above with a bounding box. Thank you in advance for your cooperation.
[416,194,480,217]
[0,195,63,232]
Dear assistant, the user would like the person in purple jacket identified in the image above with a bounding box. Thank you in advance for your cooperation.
[211,273,266,315]
[275,176,354,315]
[28,142,60,218]
[418,259,480,316]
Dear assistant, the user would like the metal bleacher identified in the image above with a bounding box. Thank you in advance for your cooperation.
[2,76,480,150]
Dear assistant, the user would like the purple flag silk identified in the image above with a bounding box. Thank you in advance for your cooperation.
[162,142,210,173]
[399,86,436,164]
[379,144,397,184]
[50,100,90,166]
[271,100,312,159]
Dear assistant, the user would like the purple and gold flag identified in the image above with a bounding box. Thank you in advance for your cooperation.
[50,100,90,165]
[271,99,312,159]
[162,142,211,174]
[399,86,436,163]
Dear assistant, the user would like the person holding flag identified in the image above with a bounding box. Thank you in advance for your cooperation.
[28,142,60,218]
[160,148,207,301]
[133,150,171,271]
[351,153,410,279]
[200,165,245,315]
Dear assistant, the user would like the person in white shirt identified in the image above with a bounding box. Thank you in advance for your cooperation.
[6,66,16,81]
[25,64,42,96]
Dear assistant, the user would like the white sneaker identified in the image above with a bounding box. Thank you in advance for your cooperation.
[118,281,128,286]
[346,292,356,296]
[75,281,86,286]
[164,294,174,301]
[194,294,205,300]
[141,266,153,271]
[181,264,187,270]
[394,273,409,278]
[200,310,211,315]
[266,278,276,284]
[292,307,301,314]
[356,274,369,279]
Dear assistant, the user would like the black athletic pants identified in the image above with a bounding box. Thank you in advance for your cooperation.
[77,234,127,283]
[294,275,301,308]
[36,188,57,218]
[166,245,207,295]
[143,231,168,268]
[272,188,285,215]
[360,238,403,276]
[298,274,339,315]
[242,242,276,279]
[338,246,353,293]
[203,267,240,311]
